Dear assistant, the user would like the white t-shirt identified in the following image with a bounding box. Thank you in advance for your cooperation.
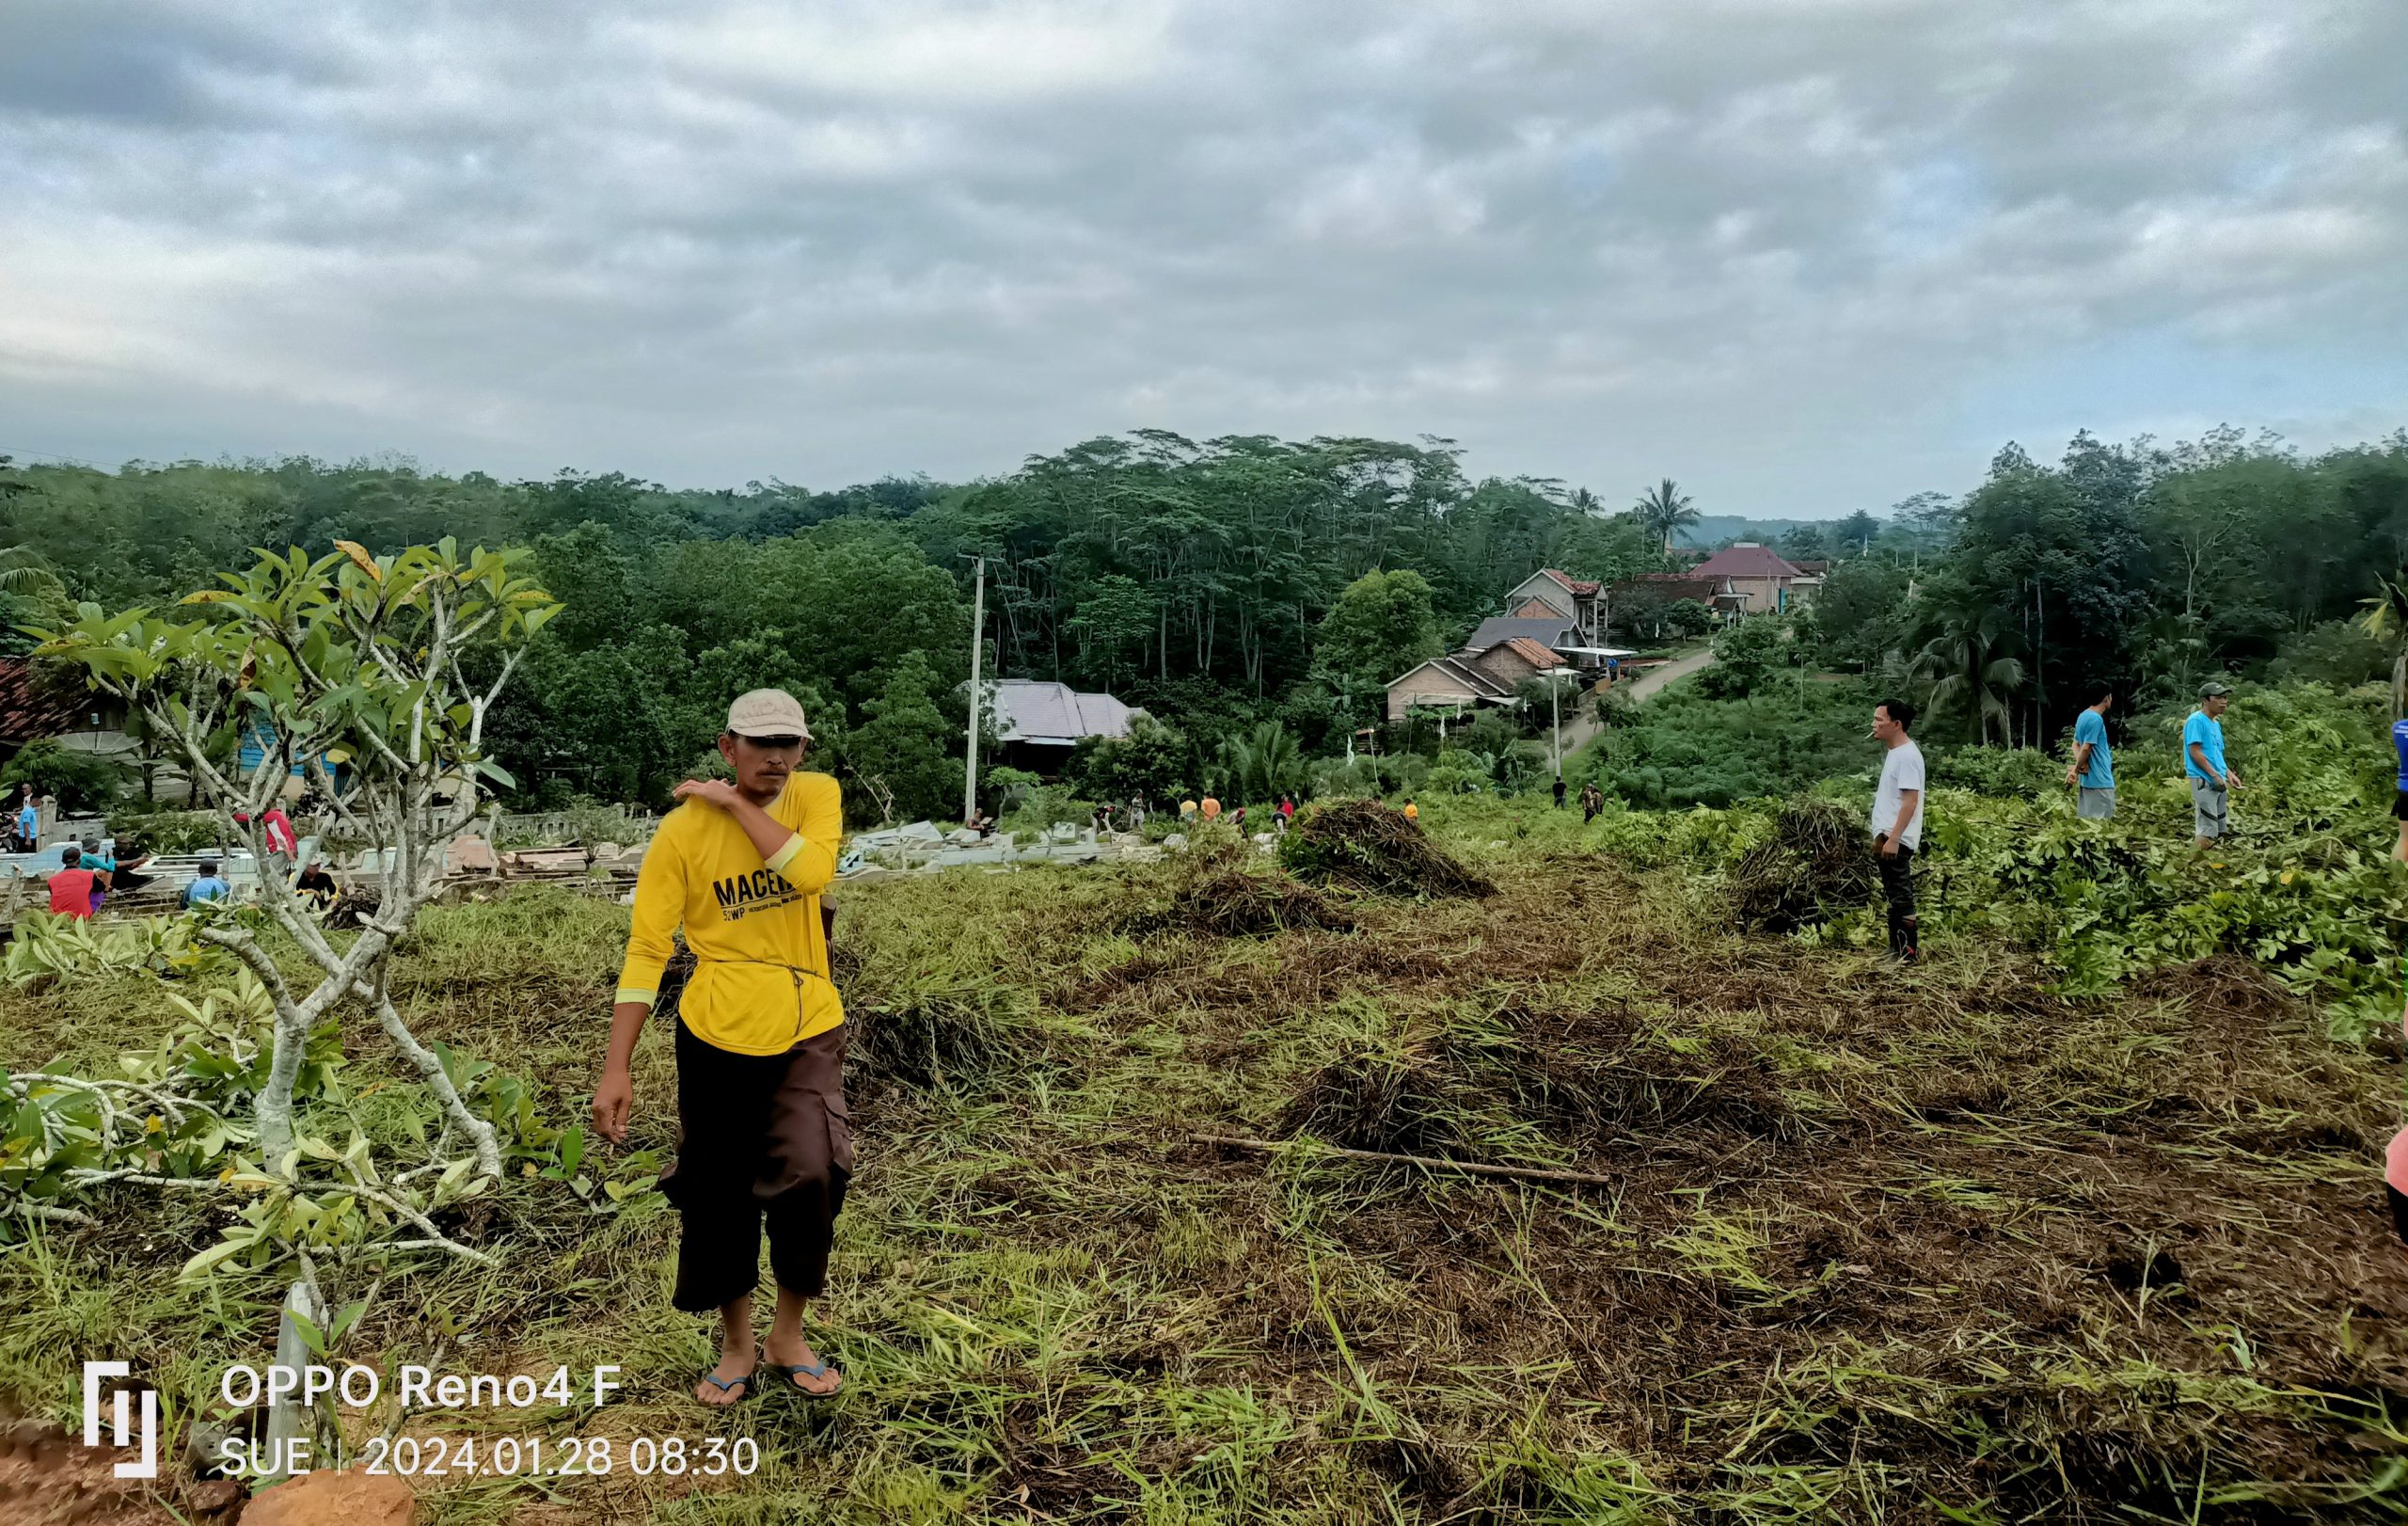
[1870,739,1926,851]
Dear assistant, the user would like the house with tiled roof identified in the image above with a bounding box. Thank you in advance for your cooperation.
[1499,567,1604,647]
[1688,542,1821,613]
[0,657,86,756]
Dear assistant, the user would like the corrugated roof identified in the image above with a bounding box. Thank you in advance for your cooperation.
[987,679,1134,745]
[1692,543,1806,580]
[1465,615,1576,651]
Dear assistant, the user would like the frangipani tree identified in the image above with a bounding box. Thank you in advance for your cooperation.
[34,540,557,1183]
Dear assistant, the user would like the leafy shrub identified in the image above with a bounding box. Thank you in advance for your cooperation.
[1073,714,1191,807]
[1928,746,2060,799]
[998,784,1092,837]
[1423,749,1491,796]
[2267,620,2393,689]
[1588,679,1877,808]
[0,738,124,813]
[1695,615,1804,700]
[106,807,221,855]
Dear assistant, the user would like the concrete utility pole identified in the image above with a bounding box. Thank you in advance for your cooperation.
[1545,666,1577,779]
[962,556,985,827]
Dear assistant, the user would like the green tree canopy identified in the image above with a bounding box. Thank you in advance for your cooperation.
[1312,568,1443,702]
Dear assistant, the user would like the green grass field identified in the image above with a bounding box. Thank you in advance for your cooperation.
[4,801,2404,1523]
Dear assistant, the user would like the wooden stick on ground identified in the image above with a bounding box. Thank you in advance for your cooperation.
[1190,1133,1620,1189]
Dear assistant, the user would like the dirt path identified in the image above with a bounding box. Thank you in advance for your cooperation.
[1548,644,1715,765]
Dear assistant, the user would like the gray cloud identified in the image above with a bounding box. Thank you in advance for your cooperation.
[2,0,2401,514]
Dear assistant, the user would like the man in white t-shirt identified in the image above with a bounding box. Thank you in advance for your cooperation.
[1868,698,1925,962]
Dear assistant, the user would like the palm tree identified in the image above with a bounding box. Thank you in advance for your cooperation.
[1215,721,1305,803]
[0,546,65,600]
[1568,486,1603,517]
[1910,600,2026,746]
[1633,479,1698,554]
[2356,572,2408,720]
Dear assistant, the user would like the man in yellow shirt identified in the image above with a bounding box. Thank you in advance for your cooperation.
[592,690,851,1406]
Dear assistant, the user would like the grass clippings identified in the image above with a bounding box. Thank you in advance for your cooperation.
[1,828,2402,1525]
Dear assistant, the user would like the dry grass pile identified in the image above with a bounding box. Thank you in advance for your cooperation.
[1121,842,1358,939]
[1728,796,1877,932]
[1277,799,1495,898]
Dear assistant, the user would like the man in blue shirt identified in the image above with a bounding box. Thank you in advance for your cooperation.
[2066,685,2115,819]
[11,786,37,853]
[182,860,231,909]
[2184,681,2238,848]
[2391,715,2408,862]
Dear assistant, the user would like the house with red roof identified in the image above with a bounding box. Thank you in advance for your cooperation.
[1687,542,1822,614]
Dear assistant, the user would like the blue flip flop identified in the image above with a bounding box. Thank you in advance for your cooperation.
[697,1348,763,1406]
[765,1357,844,1399]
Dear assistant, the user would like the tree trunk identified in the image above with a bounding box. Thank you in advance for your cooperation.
[368,987,502,1180]
[255,1010,309,1166]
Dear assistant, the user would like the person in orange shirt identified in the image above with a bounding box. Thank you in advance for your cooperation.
[1402,799,1418,822]
[1198,795,1221,823]
[47,846,100,918]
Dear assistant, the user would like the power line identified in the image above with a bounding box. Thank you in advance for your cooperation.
[0,444,111,469]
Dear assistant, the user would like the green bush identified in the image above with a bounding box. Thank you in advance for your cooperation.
[1928,746,2060,799]
[998,784,1092,837]
[1586,679,1877,808]
[2266,620,2393,689]
[1580,682,2408,1038]
[0,738,124,814]
[106,807,221,855]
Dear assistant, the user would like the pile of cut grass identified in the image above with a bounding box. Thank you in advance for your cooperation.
[0,850,2402,1524]
[1277,799,1495,899]
[1727,796,1877,932]
[1119,841,1357,939]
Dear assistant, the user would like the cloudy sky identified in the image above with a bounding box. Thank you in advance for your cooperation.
[2,1,2402,517]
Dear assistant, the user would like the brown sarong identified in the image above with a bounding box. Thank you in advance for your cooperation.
[662,1019,852,1311]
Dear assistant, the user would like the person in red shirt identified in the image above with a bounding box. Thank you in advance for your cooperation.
[47,845,100,918]
[235,806,300,872]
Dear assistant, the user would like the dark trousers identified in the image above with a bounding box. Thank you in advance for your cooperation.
[664,1021,853,1312]
[1877,844,1919,956]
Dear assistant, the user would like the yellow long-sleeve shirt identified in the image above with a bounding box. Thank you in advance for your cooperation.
[614,772,846,1056]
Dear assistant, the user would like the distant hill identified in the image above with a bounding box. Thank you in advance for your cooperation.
[1675,516,1814,549]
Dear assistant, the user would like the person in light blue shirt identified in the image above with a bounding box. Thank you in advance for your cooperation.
[2066,685,2115,819]
[12,786,37,852]
[182,861,230,909]
[2183,682,2237,847]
